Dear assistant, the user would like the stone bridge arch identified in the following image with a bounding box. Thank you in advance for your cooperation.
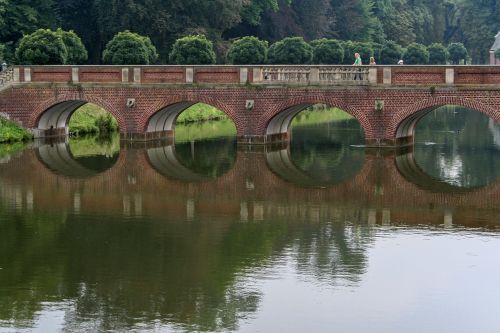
[389,96,500,145]
[29,93,127,137]
[133,94,242,141]
[255,95,374,144]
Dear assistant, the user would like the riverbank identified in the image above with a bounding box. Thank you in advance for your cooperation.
[0,117,33,143]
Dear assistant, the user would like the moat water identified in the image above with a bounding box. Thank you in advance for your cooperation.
[0,107,499,332]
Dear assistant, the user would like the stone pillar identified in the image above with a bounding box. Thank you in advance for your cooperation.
[133,68,141,83]
[383,67,391,85]
[72,67,79,83]
[24,68,31,82]
[368,68,377,84]
[490,51,496,65]
[186,67,194,83]
[13,67,20,82]
[240,67,248,84]
[252,67,263,82]
[122,68,129,82]
[445,68,454,85]
[310,68,320,83]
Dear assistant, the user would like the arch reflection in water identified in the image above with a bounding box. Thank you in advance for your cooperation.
[147,138,236,182]
[412,106,499,189]
[36,136,120,178]
[267,112,365,187]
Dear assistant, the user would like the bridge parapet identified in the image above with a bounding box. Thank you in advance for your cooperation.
[10,65,500,87]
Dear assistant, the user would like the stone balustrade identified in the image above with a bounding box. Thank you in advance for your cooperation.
[8,65,500,87]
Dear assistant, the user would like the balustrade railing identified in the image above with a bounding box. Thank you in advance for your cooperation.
[0,67,15,89]
[260,66,370,84]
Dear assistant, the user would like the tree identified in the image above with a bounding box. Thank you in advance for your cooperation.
[56,29,88,64]
[169,35,216,65]
[268,37,312,64]
[102,31,158,65]
[495,49,500,60]
[15,29,67,65]
[403,43,429,64]
[227,36,268,64]
[312,39,344,64]
[0,43,4,62]
[427,43,448,64]
[380,40,402,64]
[342,41,373,65]
[447,42,468,64]
[329,0,379,42]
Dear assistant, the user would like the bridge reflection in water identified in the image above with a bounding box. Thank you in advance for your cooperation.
[0,140,498,228]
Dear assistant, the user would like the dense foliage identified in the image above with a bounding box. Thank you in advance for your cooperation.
[447,42,468,64]
[0,0,497,63]
[342,41,373,65]
[380,40,402,64]
[169,35,216,65]
[312,39,344,64]
[56,28,87,64]
[268,37,313,64]
[227,36,268,64]
[427,43,448,65]
[102,31,158,65]
[403,43,429,65]
[0,117,33,143]
[15,29,67,65]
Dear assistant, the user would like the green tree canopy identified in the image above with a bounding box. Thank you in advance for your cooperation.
[342,41,373,65]
[427,43,448,64]
[380,40,402,64]
[169,35,216,65]
[268,37,313,64]
[0,43,4,62]
[447,42,468,64]
[312,39,344,64]
[495,49,500,60]
[56,29,88,64]
[403,43,429,64]
[226,36,268,64]
[15,28,67,65]
[102,30,158,65]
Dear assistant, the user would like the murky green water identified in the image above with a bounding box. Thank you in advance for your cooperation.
[0,107,499,332]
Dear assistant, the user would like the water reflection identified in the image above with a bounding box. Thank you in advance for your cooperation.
[415,106,500,188]
[0,108,499,332]
[147,138,236,182]
[36,135,119,178]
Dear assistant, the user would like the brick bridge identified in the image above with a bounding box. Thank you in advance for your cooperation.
[1,65,500,146]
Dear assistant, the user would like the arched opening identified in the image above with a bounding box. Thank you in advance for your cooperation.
[146,102,236,140]
[398,105,499,189]
[146,102,237,181]
[36,136,120,178]
[266,104,366,186]
[36,101,119,138]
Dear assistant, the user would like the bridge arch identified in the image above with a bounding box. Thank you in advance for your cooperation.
[391,97,500,144]
[258,96,373,141]
[36,140,121,178]
[30,94,126,135]
[141,96,240,135]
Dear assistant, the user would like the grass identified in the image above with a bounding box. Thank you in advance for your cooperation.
[177,104,228,123]
[69,104,118,136]
[292,106,354,127]
[0,117,33,143]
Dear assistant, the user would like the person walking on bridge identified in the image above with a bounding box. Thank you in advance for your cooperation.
[353,53,363,80]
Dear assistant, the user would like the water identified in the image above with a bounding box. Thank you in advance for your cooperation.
[0,107,499,332]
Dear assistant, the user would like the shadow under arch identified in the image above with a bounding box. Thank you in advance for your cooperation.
[33,97,124,136]
[36,140,119,178]
[394,99,500,145]
[261,97,370,142]
[144,98,238,136]
[265,145,364,187]
[146,139,236,183]
[395,150,489,193]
